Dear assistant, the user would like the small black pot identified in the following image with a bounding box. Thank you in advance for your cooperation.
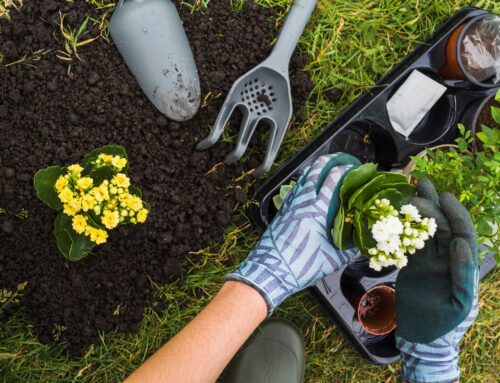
[461,94,496,152]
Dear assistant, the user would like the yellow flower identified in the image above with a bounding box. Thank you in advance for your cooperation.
[81,194,96,212]
[72,215,87,234]
[67,164,83,174]
[112,173,130,188]
[127,195,143,211]
[137,209,148,223]
[98,154,113,163]
[91,187,104,202]
[112,156,127,170]
[76,177,93,190]
[87,227,108,245]
[63,204,78,217]
[99,183,110,201]
[55,176,67,193]
[59,187,74,203]
[101,210,120,229]
[68,197,81,213]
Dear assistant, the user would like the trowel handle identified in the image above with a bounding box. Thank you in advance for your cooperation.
[265,0,317,70]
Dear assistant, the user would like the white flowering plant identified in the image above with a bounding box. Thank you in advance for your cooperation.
[332,163,437,270]
[34,145,150,261]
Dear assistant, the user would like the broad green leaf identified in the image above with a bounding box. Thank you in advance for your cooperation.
[82,145,128,173]
[332,205,354,250]
[353,211,375,252]
[347,172,409,211]
[89,166,115,185]
[495,89,500,102]
[54,213,72,258]
[129,185,143,198]
[66,225,94,261]
[34,166,65,210]
[143,201,152,211]
[273,195,284,210]
[362,188,405,214]
[339,163,377,204]
[492,106,500,125]
[54,213,94,261]
[272,182,296,210]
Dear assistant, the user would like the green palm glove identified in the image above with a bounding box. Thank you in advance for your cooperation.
[396,179,478,342]
[396,179,479,383]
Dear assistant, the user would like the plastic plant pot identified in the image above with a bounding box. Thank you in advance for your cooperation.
[355,285,396,336]
[440,14,500,87]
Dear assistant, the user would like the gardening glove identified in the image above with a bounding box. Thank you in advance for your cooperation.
[395,179,479,383]
[226,153,361,314]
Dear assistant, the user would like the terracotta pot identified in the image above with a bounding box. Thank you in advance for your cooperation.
[355,285,396,335]
[440,14,500,87]
[402,144,459,182]
[441,23,467,80]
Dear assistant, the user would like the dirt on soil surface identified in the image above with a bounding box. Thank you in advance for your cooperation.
[0,0,313,354]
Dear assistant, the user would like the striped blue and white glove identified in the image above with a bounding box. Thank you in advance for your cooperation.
[397,298,478,383]
[226,153,361,314]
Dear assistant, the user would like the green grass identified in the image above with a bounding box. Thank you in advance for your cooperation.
[1,0,499,382]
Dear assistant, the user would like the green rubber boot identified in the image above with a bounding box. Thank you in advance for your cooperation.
[222,318,305,383]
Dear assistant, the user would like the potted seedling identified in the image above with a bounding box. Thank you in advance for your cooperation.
[34,145,150,261]
[440,13,500,87]
[409,98,500,260]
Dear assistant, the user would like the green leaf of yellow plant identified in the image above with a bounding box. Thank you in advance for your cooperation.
[54,213,94,261]
[34,166,65,210]
[89,166,115,185]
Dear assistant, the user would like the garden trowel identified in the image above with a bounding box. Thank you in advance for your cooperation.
[110,0,201,121]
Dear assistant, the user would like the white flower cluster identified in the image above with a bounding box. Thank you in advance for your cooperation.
[367,199,437,271]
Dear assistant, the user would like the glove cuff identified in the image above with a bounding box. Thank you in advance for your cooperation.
[398,337,459,383]
[225,261,293,315]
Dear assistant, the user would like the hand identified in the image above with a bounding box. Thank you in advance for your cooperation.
[226,153,361,314]
[395,179,479,383]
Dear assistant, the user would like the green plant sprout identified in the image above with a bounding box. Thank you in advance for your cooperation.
[34,145,150,261]
[55,11,99,70]
[411,89,500,261]
[4,48,52,67]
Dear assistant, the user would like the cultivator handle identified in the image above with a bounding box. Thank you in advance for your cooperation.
[265,0,318,71]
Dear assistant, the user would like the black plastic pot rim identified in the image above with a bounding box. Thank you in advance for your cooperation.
[456,13,500,88]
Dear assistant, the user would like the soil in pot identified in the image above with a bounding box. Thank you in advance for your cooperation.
[0,0,313,354]
[356,285,396,336]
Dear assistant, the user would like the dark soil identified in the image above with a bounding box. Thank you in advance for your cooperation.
[0,0,313,354]
[256,92,272,107]
[358,291,382,320]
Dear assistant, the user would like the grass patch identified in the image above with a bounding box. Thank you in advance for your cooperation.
[1,0,499,382]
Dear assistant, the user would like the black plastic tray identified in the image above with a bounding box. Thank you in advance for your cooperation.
[249,7,499,365]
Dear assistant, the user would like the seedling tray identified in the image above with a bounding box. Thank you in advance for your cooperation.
[249,7,498,365]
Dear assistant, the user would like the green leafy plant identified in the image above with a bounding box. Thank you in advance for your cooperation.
[411,90,500,261]
[34,145,150,261]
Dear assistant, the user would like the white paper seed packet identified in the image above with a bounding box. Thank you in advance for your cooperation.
[386,70,447,138]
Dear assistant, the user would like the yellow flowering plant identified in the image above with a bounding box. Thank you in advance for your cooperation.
[33,145,150,261]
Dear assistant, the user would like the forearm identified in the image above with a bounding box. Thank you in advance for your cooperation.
[125,281,267,383]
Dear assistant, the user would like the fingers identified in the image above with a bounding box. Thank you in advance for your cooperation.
[416,178,439,204]
[439,193,477,255]
[449,237,477,312]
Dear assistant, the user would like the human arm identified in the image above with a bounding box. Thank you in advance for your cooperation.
[125,281,267,383]
[125,153,361,382]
